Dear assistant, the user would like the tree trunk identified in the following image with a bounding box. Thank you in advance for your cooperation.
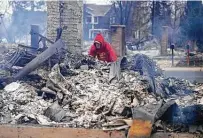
[151,1,155,36]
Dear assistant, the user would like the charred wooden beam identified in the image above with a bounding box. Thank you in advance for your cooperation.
[30,31,54,44]
[18,44,38,50]
[37,33,54,44]
[41,87,56,95]
[13,39,64,81]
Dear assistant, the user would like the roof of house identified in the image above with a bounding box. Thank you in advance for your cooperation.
[85,4,112,16]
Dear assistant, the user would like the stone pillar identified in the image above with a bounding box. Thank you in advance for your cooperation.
[47,1,83,54]
[111,25,126,57]
[47,1,60,42]
[161,26,168,56]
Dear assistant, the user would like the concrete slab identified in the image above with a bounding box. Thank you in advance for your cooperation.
[0,124,125,138]
[0,124,202,138]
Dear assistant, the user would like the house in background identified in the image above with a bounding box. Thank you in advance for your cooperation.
[83,4,116,41]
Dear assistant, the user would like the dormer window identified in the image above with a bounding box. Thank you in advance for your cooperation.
[86,16,92,24]
[110,16,116,24]
[94,16,98,24]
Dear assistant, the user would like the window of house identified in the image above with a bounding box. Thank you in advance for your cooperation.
[86,16,92,24]
[110,17,116,24]
[94,16,98,24]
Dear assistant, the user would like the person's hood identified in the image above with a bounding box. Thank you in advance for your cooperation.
[94,34,105,48]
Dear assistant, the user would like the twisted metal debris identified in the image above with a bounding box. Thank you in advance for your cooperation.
[130,54,195,98]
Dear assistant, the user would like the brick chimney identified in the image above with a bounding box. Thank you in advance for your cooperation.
[47,1,83,54]
[161,26,168,56]
[110,25,126,57]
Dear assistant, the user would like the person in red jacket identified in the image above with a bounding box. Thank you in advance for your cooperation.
[88,34,117,62]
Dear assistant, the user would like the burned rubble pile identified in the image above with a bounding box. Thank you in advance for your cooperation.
[0,46,18,77]
[127,54,203,133]
[130,54,195,98]
[0,52,203,133]
[0,53,152,129]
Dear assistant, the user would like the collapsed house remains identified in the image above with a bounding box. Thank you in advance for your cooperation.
[1,1,203,138]
[0,39,203,137]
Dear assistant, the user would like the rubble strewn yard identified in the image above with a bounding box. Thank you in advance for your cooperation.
[0,45,203,134]
[0,53,152,128]
[1,1,203,137]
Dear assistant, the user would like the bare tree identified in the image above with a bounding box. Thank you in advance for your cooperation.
[151,1,174,39]
[9,1,45,12]
[7,1,46,43]
[112,1,133,26]
[171,1,185,30]
[0,1,12,43]
[170,1,186,44]
[131,1,151,41]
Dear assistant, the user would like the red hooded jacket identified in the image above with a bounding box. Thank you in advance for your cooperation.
[88,34,117,62]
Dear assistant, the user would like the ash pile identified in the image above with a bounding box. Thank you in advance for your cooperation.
[0,45,203,134]
[0,53,151,129]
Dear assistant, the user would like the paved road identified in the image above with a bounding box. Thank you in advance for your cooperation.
[163,68,203,83]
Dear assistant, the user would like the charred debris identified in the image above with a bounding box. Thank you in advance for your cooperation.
[0,41,203,134]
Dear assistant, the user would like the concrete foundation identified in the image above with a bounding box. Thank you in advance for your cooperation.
[0,125,202,138]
